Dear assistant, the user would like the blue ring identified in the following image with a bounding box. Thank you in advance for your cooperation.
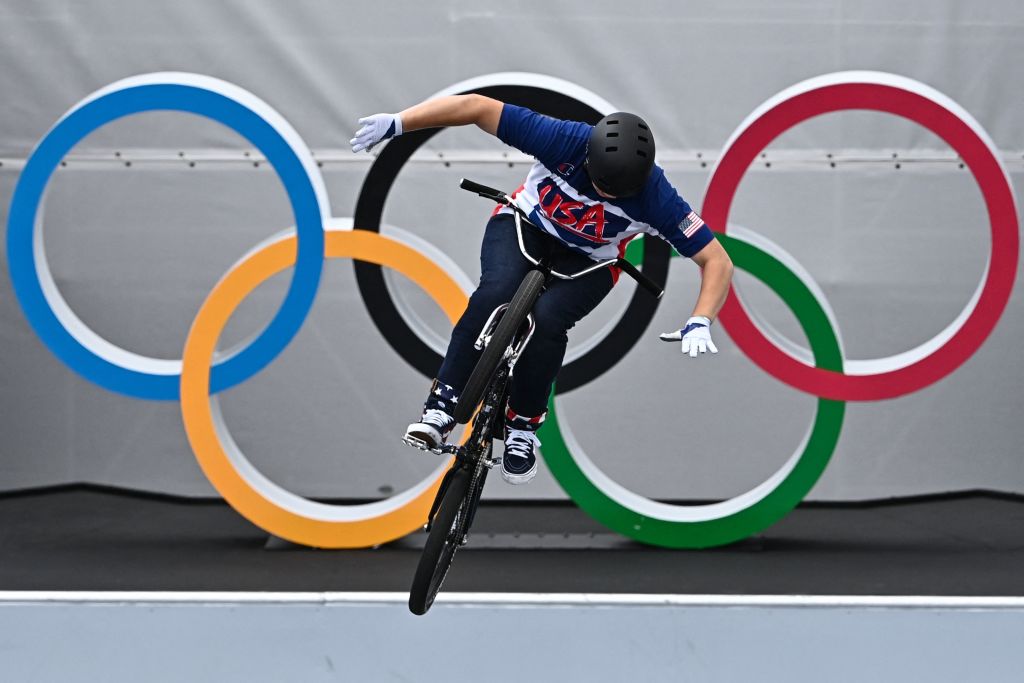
[6,82,325,400]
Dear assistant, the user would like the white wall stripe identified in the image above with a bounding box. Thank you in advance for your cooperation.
[1,591,1022,609]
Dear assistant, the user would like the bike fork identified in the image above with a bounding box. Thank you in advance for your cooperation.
[473,305,538,373]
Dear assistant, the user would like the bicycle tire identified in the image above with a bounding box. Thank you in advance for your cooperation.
[453,268,546,424]
[408,464,473,615]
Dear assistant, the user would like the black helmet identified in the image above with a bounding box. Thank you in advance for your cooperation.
[586,112,656,197]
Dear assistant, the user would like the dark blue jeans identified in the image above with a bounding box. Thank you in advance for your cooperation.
[434,213,614,418]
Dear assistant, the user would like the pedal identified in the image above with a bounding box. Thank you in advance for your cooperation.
[402,435,431,451]
[403,433,458,456]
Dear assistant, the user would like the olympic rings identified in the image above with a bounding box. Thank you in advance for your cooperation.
[6,73,328,400]
[7,71,1016,549]
[351,73,673,393]
[180,227,468,548]
[703,71,1019,401]
[539,233,846,548]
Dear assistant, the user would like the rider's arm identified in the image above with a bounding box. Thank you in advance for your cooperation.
[398,95,503,135]
[643,169,733,356]
[350,96,503,152]
[657,238,733,356]
[352,99,588,165]
[642,169,733,323]
[688,239,733,322]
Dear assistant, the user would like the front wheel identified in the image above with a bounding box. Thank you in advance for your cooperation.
[409,465,474,615]
[454,269,545,424]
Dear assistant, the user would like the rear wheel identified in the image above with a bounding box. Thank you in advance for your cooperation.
[409,465,474,615]
[454,269,545,424]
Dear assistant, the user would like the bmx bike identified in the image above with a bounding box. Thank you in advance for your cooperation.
[406,178,663,615]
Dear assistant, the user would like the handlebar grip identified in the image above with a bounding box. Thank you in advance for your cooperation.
[459,178,504,198]
[616,259,665,300]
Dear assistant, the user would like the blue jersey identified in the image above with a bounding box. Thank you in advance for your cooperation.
[495,104,714,262]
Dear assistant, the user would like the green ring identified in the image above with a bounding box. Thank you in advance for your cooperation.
[539,233,846,548]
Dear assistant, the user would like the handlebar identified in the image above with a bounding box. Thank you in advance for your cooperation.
[459,178,664,300]
[459,178,506,202]
[614,258,664,299]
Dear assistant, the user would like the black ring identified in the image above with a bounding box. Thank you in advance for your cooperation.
[352,83,671,393]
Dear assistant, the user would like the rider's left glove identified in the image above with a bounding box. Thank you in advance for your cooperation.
[350,113,403,153]
[659,316,718,358]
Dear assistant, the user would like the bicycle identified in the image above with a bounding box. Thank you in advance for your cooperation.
[405,178,664,615]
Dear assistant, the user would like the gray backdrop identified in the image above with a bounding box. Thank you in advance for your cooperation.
[1,0,1022,501]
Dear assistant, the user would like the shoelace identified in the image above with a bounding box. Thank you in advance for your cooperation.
[422,409,453,431]
[504,430,538,462]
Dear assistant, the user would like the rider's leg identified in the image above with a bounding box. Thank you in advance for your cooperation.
[501,266,615,482]
[406,214,547,449]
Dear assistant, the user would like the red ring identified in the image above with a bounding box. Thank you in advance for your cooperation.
[703,76,1018,401]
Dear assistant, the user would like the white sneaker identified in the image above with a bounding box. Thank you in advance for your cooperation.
[501,428,539,484]
[403,409,456,452]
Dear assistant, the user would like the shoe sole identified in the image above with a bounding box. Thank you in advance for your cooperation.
[403,424,446,454]
[500,462,537,485]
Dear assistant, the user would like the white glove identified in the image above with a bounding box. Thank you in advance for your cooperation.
[659,316,718,357]
[350,113,403,153]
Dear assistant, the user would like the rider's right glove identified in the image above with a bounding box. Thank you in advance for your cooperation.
[350,113,403,153]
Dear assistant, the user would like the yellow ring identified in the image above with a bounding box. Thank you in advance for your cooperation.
[180,229,467,548]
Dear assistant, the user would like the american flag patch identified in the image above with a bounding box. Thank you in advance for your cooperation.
[680,211,705,238]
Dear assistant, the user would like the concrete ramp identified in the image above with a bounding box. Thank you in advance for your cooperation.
[1,592,1022,682]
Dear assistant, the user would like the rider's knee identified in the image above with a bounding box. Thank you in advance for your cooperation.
[473,277,519,306]
[530,298,574,339]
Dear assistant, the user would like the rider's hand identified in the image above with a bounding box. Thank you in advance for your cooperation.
[350,113,403,153]
[659,316,718,357]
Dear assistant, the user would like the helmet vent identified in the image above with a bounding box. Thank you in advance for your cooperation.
[605,146,618,152]
[638,122,649,130]
[606,132,619,138]
[636,150,647,158]
[638,135,649,143]
[607,119,619,125]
